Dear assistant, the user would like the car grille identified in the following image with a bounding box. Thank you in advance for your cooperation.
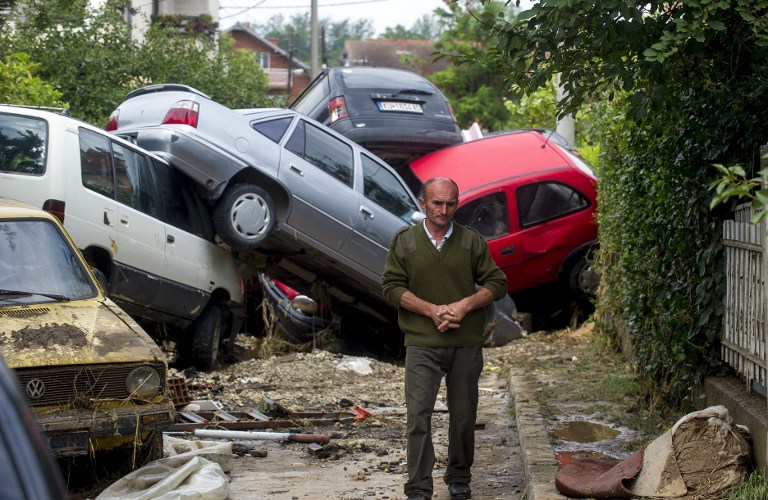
[14,362,166,407]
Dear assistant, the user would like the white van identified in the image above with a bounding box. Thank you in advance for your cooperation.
[0,105,244,370]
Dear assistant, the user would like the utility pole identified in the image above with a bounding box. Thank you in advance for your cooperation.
[311,0,319,78]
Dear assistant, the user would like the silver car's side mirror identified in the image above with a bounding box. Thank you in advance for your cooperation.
[411,212,426,224]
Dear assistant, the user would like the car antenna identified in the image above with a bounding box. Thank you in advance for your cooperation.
[541,129,552,149]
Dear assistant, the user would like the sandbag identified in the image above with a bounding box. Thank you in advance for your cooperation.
[627,405,751,499]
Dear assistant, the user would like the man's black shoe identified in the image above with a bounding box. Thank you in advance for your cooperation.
[448,482,471,499]
[406,493,430,500]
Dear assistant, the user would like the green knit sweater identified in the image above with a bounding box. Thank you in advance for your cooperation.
[382,223,508,347]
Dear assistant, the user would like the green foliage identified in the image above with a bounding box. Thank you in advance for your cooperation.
[429,1,517,131]
[710,162,768,224]
[250,13,373,67]
[464,0,768,407]
[0,0,271,126]
[727,470,768,500]
[135,28,272,110]
[593,94,726,409]
[0,53,66,107]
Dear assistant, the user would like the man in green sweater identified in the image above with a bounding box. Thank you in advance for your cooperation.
[382,177,508,500]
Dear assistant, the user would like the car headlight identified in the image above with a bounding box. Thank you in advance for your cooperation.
[126,365,163,400]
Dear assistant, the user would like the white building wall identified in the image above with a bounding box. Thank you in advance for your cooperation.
[130,0,219,44]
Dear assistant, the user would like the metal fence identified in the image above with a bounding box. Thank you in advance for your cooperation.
[722,203,768,396]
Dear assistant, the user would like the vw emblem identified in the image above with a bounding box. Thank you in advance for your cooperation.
[26,379,45,399]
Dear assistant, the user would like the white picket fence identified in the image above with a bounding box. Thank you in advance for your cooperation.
[722,204,768,395]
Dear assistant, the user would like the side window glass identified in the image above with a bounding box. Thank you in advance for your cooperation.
[517,181,589,228]
[285,120,305,156]
[0,113,47,175]
[304,122,353,187]
[454,192,510,240]
[153,159,213,240]
[287,120,354,187]
[79,128,114,198]
[112,142,158,217]
[252,117,292,143]
[361,154,418,223]
[291,76,330,118]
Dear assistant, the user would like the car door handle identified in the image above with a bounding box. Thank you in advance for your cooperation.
[289,164,304,176]
[167,234,175,244]
[501,245,516,256]
[360,206,374,219]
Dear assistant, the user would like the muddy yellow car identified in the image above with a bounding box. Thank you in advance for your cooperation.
[0,198,174,469]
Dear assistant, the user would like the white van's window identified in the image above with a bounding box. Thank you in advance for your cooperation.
[112,142,158,217]
[0,113,47,175]
[154,160,213,240]
[79,129,114,198]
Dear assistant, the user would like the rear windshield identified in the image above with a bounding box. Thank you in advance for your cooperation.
[338,68,435,93]
[0,113,47,175]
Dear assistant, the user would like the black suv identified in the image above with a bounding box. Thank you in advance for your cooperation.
[289,66,462,169]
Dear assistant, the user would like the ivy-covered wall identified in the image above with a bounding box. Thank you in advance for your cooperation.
[591,82,765,408]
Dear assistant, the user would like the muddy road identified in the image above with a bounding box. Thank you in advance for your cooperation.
[181,343,527,499]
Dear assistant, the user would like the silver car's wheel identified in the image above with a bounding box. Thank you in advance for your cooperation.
[214,183,276,250]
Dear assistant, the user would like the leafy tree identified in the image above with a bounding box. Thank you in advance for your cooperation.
[429,0,517,132]
[0,52,66,107]
[1,0,271,126]
[467,0,768,407]
[250,13,374,68]
[135,27,272,109]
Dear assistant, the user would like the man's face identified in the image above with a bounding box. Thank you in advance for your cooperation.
[420,180,458,230]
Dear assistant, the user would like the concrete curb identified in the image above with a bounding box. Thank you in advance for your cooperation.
[509,370,567,500]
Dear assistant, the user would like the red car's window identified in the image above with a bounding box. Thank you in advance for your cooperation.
[455,192,510,240]
[517,181,589,228]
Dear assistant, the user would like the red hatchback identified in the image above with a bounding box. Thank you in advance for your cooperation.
[409,130,598,300]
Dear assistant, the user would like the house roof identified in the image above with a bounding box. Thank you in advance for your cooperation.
[224,22,310,72]
[342,39,450,75]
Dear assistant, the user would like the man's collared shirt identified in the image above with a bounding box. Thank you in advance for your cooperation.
[423,220,453,251]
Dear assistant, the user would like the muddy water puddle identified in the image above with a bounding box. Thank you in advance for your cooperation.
[551,419,636,460]
[552,420,620,442]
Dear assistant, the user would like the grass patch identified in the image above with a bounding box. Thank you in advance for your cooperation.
[727,470,768,500]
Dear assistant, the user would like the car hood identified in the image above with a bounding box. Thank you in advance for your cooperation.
[0,299,167,369]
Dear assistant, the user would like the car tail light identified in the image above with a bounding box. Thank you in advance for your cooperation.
[329,96,348,124]
[162,100,200,128]
[43,199,66,223]
[105,109,119,131]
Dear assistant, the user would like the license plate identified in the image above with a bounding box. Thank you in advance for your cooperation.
[377,101,423,113]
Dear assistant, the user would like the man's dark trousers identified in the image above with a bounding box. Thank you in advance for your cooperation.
[404,345,483,496]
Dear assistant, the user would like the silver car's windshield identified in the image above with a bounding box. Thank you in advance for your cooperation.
[0,219,97,304]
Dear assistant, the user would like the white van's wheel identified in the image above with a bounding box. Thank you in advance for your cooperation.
[191,305,222,371]
[213,184,276,250]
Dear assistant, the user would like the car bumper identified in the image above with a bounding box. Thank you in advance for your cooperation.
[126,127,248,200]
[36,400,175,457]
[334,122,462,155]
[259,274,332,343]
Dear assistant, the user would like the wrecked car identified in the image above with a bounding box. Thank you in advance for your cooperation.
[107,84,423,322]
[0,198,174,469]
[409,130,599,301]
[0,105,244,370]
[289,66,463,168]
